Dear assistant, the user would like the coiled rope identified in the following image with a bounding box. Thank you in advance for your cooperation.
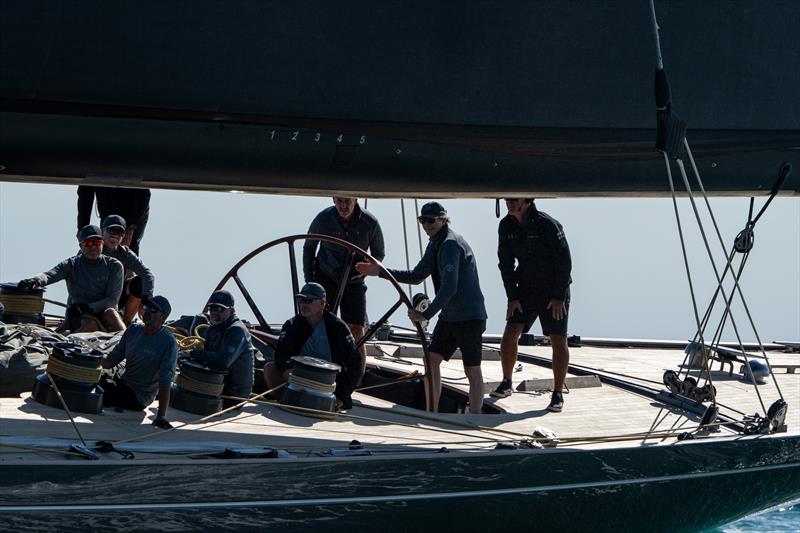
[46,355,102,384]
[165,323,208,351]
[175,371,224,397]
[0,293,45,315]
[288,373,337,393]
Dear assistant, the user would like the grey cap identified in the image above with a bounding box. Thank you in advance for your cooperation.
[420,201,447,218]
[78,224,103,243]
[101,214,126,232]
[208,290,235,308]
[297,282,326,300]
[146,295,172,317]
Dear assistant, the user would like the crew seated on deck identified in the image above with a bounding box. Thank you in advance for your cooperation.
[264,283,361,409]
[100,295,178,429]
[100,214,156,325]
[187,290,255,408]
[18,225,125,333]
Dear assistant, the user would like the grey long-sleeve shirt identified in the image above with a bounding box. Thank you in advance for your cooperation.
[34,253,124,312]
[303,204,385,285]
[388,225,487,322]
[104,245,155,297]
[105,324,178,406]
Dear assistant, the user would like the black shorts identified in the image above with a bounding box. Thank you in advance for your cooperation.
[118,276,143,308]
[428,319,486,367]
[315,272,367,326]
[66,306,107,332]
[507,291,570,337]
[101,376,146,411]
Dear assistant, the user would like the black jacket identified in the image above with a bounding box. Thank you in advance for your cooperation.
[498,203,572,302]
[274,311,361,408]
[191,315,255,399]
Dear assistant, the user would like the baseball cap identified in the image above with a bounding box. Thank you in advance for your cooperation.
[78,225,103,243]
[296,282,326,300]
[208,290,235,308]
[419,202,447,218]
[101,214,127,232]
[146,295,172,317]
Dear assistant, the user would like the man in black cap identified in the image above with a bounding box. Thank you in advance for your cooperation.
[493,199,572,412]
[18,225,125,333]
[303,197,385,379]
[264,282,362,409]
[187,290,255,407]
[101,214,156,325]
[101,295,177,429]
[356,202,488,414]
[78,185,151,255]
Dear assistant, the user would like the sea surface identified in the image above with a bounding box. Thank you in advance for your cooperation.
[720,499,799,532]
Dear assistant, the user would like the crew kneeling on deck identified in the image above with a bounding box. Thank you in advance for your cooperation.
[356,202,488,414]
[264,283,361,410]
[100,295,178,429]
[18,224,125,333]
[188,290,255,408]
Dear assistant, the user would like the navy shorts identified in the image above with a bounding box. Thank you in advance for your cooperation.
[66,306,107,332]
[428,319,486,367]
[315,272,368,326]
[507,291,570,337]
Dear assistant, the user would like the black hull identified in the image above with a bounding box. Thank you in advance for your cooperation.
[1,1,798,196]
[2,435,799,531]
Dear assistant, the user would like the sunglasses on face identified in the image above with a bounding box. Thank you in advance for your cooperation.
[142,304,161,314]
[207,304,227,313]
[417,216,438,224]
[107,228,125,237]
[81,239,103,247]
[295,296,318,304]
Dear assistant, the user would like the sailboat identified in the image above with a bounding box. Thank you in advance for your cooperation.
[0,1,798,531]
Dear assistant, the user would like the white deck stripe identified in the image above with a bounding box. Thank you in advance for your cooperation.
[1,461,798,513]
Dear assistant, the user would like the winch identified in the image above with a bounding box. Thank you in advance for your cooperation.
[0,282,46,326]
[281,356,341,418]
[31,342,104,414]
[170,358,228,415]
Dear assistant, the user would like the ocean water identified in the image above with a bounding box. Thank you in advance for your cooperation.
[721,499,799,532]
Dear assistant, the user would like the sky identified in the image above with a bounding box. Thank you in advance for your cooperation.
[1,182,798,344]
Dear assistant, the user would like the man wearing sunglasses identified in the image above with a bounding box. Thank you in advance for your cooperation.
[302,197,385,379]
[18,224,125,333]
[101,215,156,325]
[264,283,361,410]
[356,202,487,414]
[187,290,254,407]
[494,199,572,413]
[101,295,177,429]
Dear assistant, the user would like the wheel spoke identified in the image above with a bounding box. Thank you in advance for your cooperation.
[331,250,355,314]
[356,299,403,349]
[287,240,301,316]
[232,273,270,333]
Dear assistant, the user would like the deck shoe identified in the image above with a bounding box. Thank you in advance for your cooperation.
[547,391,564,412]
[490,379,513,398]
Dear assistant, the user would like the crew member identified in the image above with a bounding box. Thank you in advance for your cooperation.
[493,199,572,412]
[18,225,125,333]
[101,214,156,325]
[188,290,255,407]
[303,197,385,378]
[101,295,177,429]
[356,202,487,414]
[78,185,151,255]
[264,283,361,409]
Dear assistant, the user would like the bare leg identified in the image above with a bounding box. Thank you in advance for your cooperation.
[75,317,101,333]
[464,365,484,414]
[123,296,142,325]
[426,351,444,412]
[499,323,525,382]
[549,334,570,391]
[102,308,126,332]
[347,323,367,382]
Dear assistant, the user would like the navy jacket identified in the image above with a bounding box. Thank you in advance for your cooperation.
[191,315,255,399]
[498,203,572,302]
[388,225,487,322]
[274,311,361,408]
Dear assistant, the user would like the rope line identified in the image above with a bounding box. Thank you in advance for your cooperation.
[46,356,102,384]
[175,372,224,397]
[0,293,45,315]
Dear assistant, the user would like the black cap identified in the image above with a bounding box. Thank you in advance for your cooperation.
[146,295,172,317]
[78,225,103,243]
[101,214,126,232]
[208,290,235,308]
[420,201,447,218]
[296,282,326,300]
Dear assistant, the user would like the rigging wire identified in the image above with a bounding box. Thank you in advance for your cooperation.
[399,199,412,299]
[414,198,429,296]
